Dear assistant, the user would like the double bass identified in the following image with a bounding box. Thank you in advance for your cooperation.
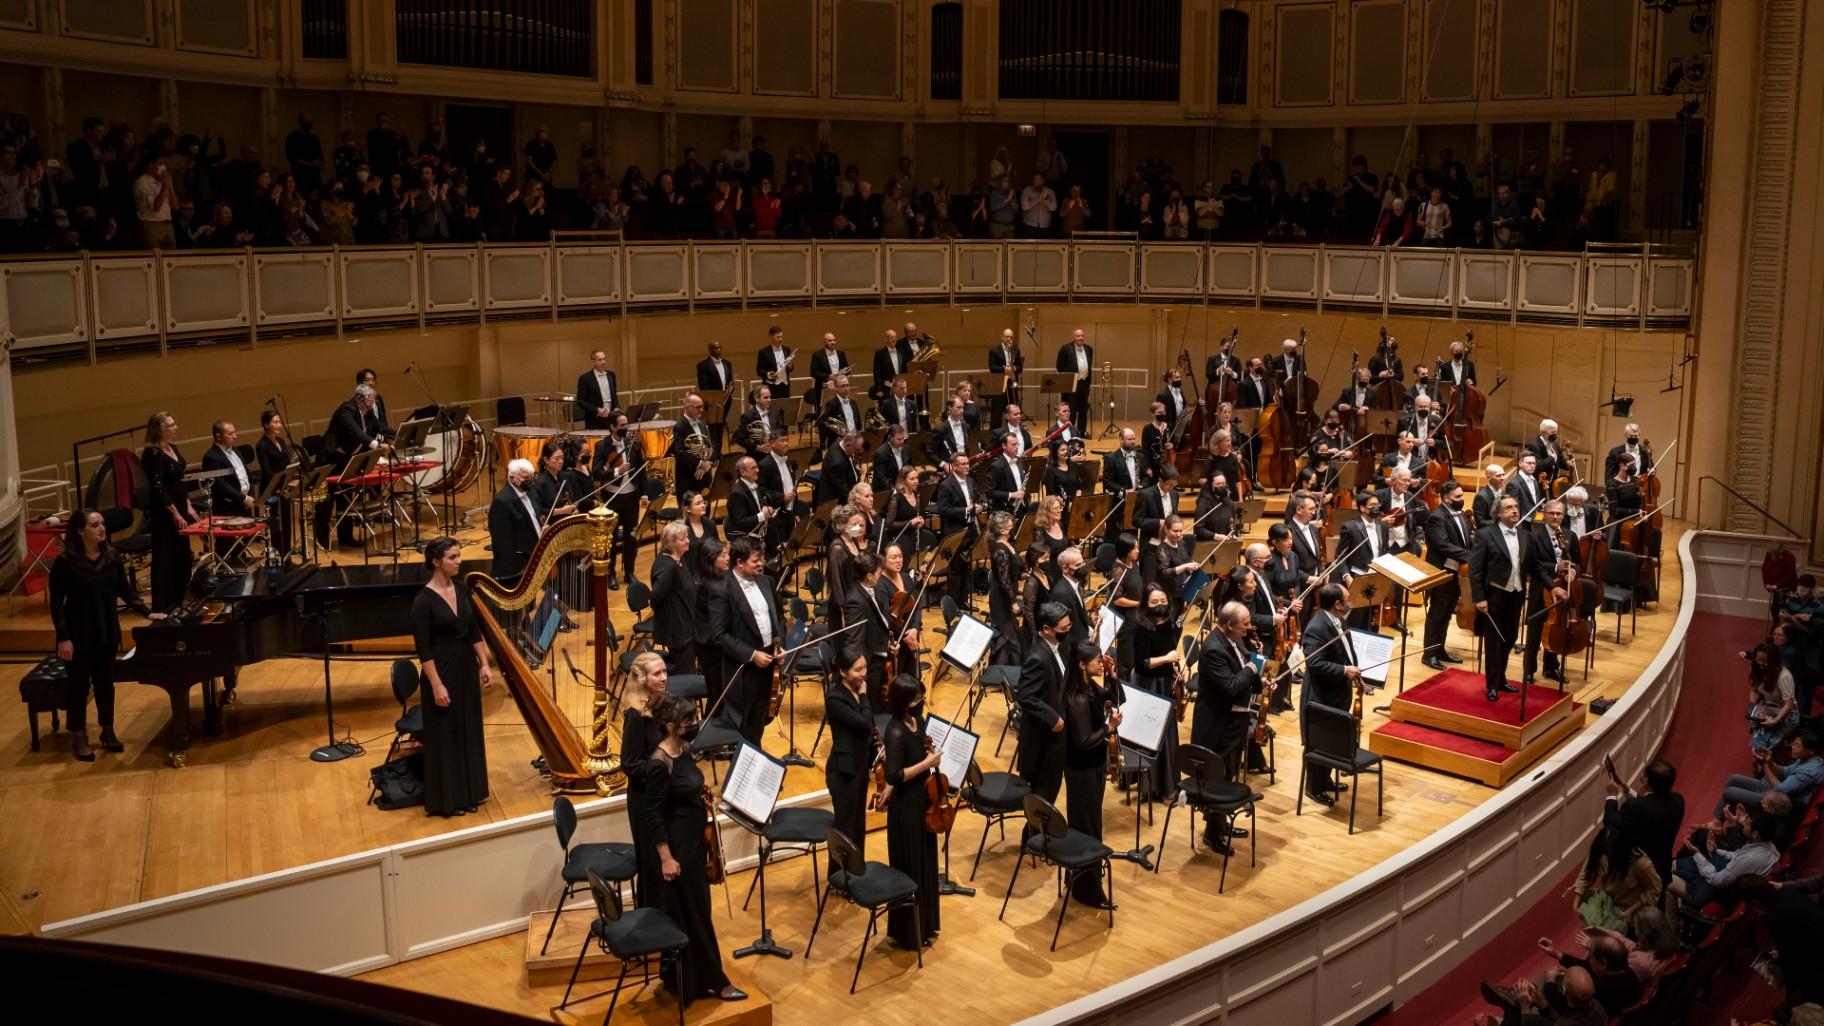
[1172,347,1208,478]
[1542,557,1593,661]
[1440,332,1489,462]
[1206,326,1241,409]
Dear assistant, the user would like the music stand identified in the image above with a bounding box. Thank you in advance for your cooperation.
[1239,498,1266,528]
[254,462,294,565]
[1344,573,1394,693]
[1367,410,1400,439]
[1366,552,1450,710]
[720,742,793,960]
[1073,456,1104,495]
[1038,371,1077,397]
[1068,491,1111,539]
[1233,408,1261,438]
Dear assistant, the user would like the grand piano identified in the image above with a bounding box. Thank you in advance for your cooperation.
[114,563,435,765]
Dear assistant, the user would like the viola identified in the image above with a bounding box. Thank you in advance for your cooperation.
[868,727,889,811]
[699,783,726,885]
[922,733,956,834]
[1170,654,1188,723]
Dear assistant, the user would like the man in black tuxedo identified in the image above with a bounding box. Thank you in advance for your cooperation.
[1286,492,1327,584]
[1101,428,1147,539]
[696,341,735,448]
[1520,500,1575,685]
[997,403,1034,455]
[573,349,619,429]
[723,456,776,541]
[1398,394,1442,458]
[987,327,1025,424]
[670,392,717,499]
[354,369,391,434]
[871,424,913,493]
[708,536,787,747]
[1601,759,1684,887]
[925,395,973,466]
[1525,418,1567,487]
[1604,423,1653,480]
[1017,602,1072,837]
[1335,489,1393,629]
[1561,485,1605,542]
[323,383,394,548]
[1469,494,1528,702]
[1506,452,1545,516]
[1157,367,1192,429]
[933,451,982,604]
[1472,464,1509,524]
[736,385,782,455]
[818,372,862,451]
[1299,583,1362,804]
[814,431,863,507]
[869,328,908,402]
[983,431,1031,514]
[1195,602,1266,806]
[591,410,648,589]
[1422,480,1473,670]
[1271,338,1305,389]
[1131,465,1178,540]
[875,376,923,432]
[755,324,794,402]
[1236,357,1273,410]
[1438,339,1476,389]
[487,458,542,584]
[200,420,256,560]
[807,331,848,411]
[1047,546,1092,649]
[1205,337,1244,390]
[758,430,804,550]
[650,521,698,672]
[1055,327,1094,430]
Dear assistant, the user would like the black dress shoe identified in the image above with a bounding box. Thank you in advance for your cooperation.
[1423,657,1447,671]
[718,987,748,1002]
[1440,651,1464,664]
[1486,689,1500,702]
[98,730,125,753]
[606,575,620,591]
[1202,834,1236,855]
[1305,789,1337,807]
[1331,782,1349,793]
[1229,826,1249,838]
[1548,668,1568,684]
[1522,673,1535,685]
[1497,681,1520,693]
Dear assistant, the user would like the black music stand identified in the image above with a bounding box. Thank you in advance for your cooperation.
[305,595,365,763]
[723,743,794,960]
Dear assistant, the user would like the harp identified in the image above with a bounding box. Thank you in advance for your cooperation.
[466,507,626,795]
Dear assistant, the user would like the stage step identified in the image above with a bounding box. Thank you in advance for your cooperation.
[530,909,773,1024]
[1389,670,1576,750]
[1369,712,1582,787]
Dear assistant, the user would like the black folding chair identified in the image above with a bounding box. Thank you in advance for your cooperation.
[1000,794,1115,951]
[538,796,639,955]
[1296,705,1385,834]
[1155,743,1259,892]
[961,759,1032,879]
[557,869,689,1026]
[806,828,924,993]
[741,807,837,911]
[1601,550,1640,642]
[381,658,422,764]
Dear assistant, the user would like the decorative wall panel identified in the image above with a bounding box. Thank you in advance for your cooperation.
[1494,0,1552,98]
[678,0,738,91]
[834,0,899,99]
[1274,4,1335,106]
[1349,0,1407,104]
[1569,0,1636,96]
[177,0,255,54]
[1422,0,1477,101]
[755,0,817,95]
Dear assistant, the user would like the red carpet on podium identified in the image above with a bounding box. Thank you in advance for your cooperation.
[1368,669,1583,786]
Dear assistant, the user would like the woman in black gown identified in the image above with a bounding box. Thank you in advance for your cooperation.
[51,509,163,760]
[410,537,494,817]
[987,512,1025,665]
[692,540,729,696]
[1063,640,1121,906]
[642,694,746,1004]
[824,652,877,875]
[621,650,671,904]
[882,674,941,949]
[1043,448,1081,513]
[1130,583,1182,802]
[681,491,720,562]
[141,411,198,612]
[254,410,297,561]
[879,466,929,555]
[1031,496,1071,565]
[826,504,865,629]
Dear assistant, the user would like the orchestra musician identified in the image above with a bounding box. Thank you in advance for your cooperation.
[1272,337,1305,387]
[826,504,866,629]
[573,349,619,429]
[1205,429,1245,502]
[756,324,795,401]
[52,508,163,760]
[1526,419,1568,487]
[1400,394,1441,457]
[882,674,942,950]
[355,369,390,429]
[619,651,670,904]
[1028,494,1070,567]
[987,512,1025,664]
[708,536,785,747]
[1131,582,1183,799]
[1438,339,1477,388]
[1520,499,1576,686]
[758,430,805,549]
[869,328,908,402]
[1056,328,1095,430]
[1102,428,1148,540]
[254,410,296,560]
[876,376,924,433]
[670,393,717,498]
[650,522,699,673]
[1332,367,1375,415]
[807,331,849,410]
[724,456,776,541]
[411,536,494,818]
[1300,583,1364,806]
[1562,485,1605,540]
[1306,411,1351,466]
[1206,334,1244,385]
[984,430,1032,514]
[486,459,541,586]
[693,540,729,692]
[139,412,198,612]
[997,403,1034,455]
[1336,489,1392,630]
[1158,366,1192,428]
[879,465,928,554]
[1018,602,1072,838]
[1142,515,1196,622]
[872,423,913,493]
[1141,402,1172,476]
[1194,471,1239,541]
[1369,335,1404,383]
[955,380,984,432]
[1406,365,1438,410]
[824,651,876,875]
[1043,447,1082,511]
[639,694,747,1005]
[988,327,1024,422]
[1469,494,1529,703]
[1473,464,1510,524]
[680,491,721,561]
[1376,466,1427,562]
[530,439,590,521]
[1606,453,1645,524]
[1605,424,1653,479]
[1132,465,1179,540]
[1421,479,1474,671]
[875,543,924,679]
[200,420,256,561]
[818,372,863,451]
[696,340,735,447]
[901,320,932,366]
[1049,547,1094,649]
[324,383,393,549]
[591,411,648,589]
[926,394,973,466]
[1107,534,1145,674]
[1236,357,1273,410]
[737,386,782,456]
[934,451,982,605]
[1063,639,1121,908]
[1286,492,1327,588]
[839,551,895,704]
[815,430,864,507]
[1507,452,1545,513]
[1196,601,1267,812]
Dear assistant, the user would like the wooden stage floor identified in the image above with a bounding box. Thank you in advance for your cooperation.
[0,481,1686,1025]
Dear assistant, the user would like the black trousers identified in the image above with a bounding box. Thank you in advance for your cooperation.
[1480,586,1525,694]
[1424,573,1459,657]
[1017,722,1065,837]
[663,641,697,675]
[1521,586,1562,679]
[826,764,869,875]
[64,652,116,733]
[1067,382,1091,431]
[605,494,641,578]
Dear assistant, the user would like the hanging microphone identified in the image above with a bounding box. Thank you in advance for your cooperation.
[402,361,415,374]
[1660,369,1681,394]
[265,393,280,406]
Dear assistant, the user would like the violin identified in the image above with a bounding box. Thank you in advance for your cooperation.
[1104,698,1123,784]
[1170,655,1188,723]
[766,633,786,719]
[699,783,726,885]
[868,727,889,811]
[922,733,957,833]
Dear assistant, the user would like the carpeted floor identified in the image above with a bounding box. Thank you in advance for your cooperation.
[1376,611,1772,1026]
[1399,668,1574,726]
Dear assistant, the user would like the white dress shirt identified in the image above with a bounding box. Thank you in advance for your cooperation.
[514,486,539,526]
[1500,524,1522,591]
[217,444,249,493]
[1072,345,1088,376]
[594,369,613,407]
[771,452,795,496]
[1006,455,1024,491]
[735,573,774,646]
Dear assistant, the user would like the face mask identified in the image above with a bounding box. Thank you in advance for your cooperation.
[1074,564,1091,581]
[682,722,702,743]
[1448,498,1464,511]
[1149,605,1170,622]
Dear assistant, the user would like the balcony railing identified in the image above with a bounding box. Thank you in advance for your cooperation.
[0,240,1694,358]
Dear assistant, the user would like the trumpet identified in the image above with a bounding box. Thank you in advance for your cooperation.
[767,347,798,386]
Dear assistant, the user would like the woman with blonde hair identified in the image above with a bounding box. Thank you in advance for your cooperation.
[1032,494,1070,566]
[622,649,672,904]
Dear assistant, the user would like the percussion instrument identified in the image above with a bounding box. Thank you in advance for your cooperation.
[636,421,675,461]
[416,415,486,496]
[493,425,558,470]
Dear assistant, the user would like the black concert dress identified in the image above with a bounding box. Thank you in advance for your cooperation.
[883,715,941,948]
[50,551,151,733]
[1131,619,1182,802]
[620,706,665,904]
[410,585,491,816]
[641,748,731,1003]
[141,444,194,611]
[1063,675,1117,904]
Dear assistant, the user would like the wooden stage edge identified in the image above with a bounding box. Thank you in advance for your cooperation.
[1389,687,1576,750]
[1371,712,1587,788]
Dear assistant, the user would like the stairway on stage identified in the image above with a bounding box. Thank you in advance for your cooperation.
[1369,669,1584,786]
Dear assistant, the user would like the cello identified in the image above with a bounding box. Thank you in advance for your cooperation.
[1542,557,1593,663]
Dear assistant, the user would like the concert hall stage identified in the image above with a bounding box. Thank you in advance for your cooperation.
[1371,670,1584,786]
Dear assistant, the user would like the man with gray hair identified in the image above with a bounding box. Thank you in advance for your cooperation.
[487,457,541,584]
[1194,602,1268,815]
[321,381,394,548]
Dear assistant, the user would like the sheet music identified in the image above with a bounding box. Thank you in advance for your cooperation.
[923,716,980,786]
[721,742,785,825]
[1370,553,1430,589]
[1114,684,1171,754]
[941,613,993,671]
[1097,608,1122,655]
[1349,629,1398,684]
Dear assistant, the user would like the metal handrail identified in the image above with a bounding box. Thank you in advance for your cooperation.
[1697,475,1808,541]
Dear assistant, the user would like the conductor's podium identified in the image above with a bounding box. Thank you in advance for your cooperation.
[1368,669,1584,787]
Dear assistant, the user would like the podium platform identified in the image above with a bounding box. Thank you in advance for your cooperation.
[1368,669,1584,787]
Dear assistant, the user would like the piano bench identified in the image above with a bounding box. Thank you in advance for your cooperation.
[18,655,67,752]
